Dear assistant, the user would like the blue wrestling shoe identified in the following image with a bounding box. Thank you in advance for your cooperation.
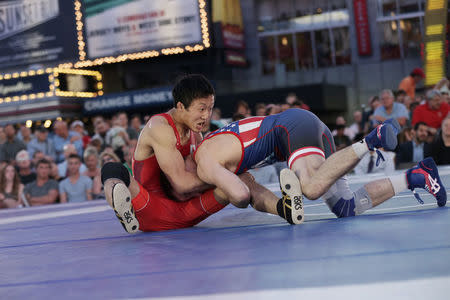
[406,157,447,207]
[365,118,400,166]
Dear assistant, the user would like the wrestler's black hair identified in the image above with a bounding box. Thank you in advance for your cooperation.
[172,74,215,109]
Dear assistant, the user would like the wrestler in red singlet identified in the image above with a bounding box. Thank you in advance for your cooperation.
[130,113,226,231]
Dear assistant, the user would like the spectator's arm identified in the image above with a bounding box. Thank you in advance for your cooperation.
[28,189,58,205]
[396,117,407,127]
[86,188,93,201]
[59,191,67,203]
[434,78,449,90]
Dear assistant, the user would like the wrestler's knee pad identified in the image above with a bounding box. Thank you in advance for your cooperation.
[101,162,130,187]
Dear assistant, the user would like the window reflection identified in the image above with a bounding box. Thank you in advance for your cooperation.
[278,35,295,71]
[260,36,276,74]
[295,32,313,69]
[401,18,422,58]
[379,21,401,60]
[315,29,332,67]
[399,0,420,14]
[379,0,397,17]
[333,27,351,65]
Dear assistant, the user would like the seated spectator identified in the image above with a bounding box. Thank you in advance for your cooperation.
[395,89,407,104]
[412,89,449,136]
[27,125,56,161]
[434,77,449,104]
[0,124,26,163]
[130,114,144,135]
[348,110,363,140]
[354,150,395,175]
[23,159,59,206]
[82,147,102,199]
[265,103,281,115]
[333,124,352,151]
[396,122,432,169]
[59,154,93,203]
[332,116,354,140]
[70,120,91,149]
[17,124,34,146]
[16,150,36,185]
[397,126,413,145]
[363,96,382,133]
[254,103,267,116]
[115,111,138,140]
[372,89,409,128]
[0,163,24,209]
[57,144,87,179]
[0,126,5,144]
[99,151,121,167]
[235,100,252,117]
[53,120,83,163]
[211,107,227,128]
[286,92,310,110]
[430,117,450,165]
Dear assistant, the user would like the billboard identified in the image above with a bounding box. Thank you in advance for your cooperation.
[82,0,204,59]
[0,0,78,68]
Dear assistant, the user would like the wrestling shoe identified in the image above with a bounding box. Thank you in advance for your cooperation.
[111,182,139,233]
[365,118,400,166]
[279,168,304,225]
[406,157,447,207]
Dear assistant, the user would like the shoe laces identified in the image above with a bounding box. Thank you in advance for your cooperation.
[374,149,384,167]
[411,189,424,204]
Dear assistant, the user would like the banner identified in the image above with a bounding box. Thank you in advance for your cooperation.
[0,0,78,68]
[0,74,49,98]
[83,87,173,114]
[353,0,372,56]
[83,0,202,59]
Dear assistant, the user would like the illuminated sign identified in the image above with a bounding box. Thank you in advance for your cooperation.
[0,68,103,104]
[62,0,210,68]
[424,0,448,86]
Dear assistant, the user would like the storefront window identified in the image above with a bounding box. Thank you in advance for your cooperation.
[295,32,313,69]
[398,0,420,14]
[315,29,332,67]
[379,0,397,17]
[277,35,295,71]
[260,36,276,74]
[332,27,351,65]
[379,21,401,60]
[401,17,422,57]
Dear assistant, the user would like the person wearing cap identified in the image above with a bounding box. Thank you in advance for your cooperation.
[0,124,26,163]
[16,150,36,185]
[412,89,449,135]
[70,120,91,149]
[398,67,425,100]
[27,125,56,162]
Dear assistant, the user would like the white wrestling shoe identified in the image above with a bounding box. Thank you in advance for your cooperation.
[279,168,304,225]
[111,182,139,234]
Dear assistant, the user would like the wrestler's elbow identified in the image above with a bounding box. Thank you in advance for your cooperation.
[229,185,251,208]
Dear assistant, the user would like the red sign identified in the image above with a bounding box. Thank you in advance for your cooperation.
[353,0,372,56]
[224,50,247,67]
[222,24,245,49]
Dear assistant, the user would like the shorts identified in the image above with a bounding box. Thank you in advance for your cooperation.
[274,109,336,168]
[131,182,226,232]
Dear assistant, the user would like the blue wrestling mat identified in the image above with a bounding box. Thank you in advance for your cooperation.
[1,167,450,300]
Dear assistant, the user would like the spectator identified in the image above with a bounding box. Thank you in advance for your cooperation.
[333,124,352,151]
[398,67,425,99]
[362,96,381,133]
[211,107,226,128]
[27,125,56,161]
[105,117,129,152]
[82,147,102,199]
[52,120,83,163]
[348,110,363,139]
[17,124,34,146]
[280,103,291,112]
[411,89,449,135]
[115,111,138,140]
[434,77,449,104]
[0,124,26,163]
[354,150,395,175]
[70,120,91,149]
[0,126,5,144]
[99,151,121,167]
[372,89,409,128]
[430,117,450,165]
[91,116,110,147]
[59,154,92,203]
[254,103,267,116]
[395,89,407,104]
[396,122,432,169]
[0,163,24,209]
[16,150,36,185]
[57,144,87,179]
[398,126,413,145]
[130,114,144,134]
[23,159,59,206]
[332,116,354,140]
[265,103,281,115]
[286,92,310,110]
[234,100,251,117]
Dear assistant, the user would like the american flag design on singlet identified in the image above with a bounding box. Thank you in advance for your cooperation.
[206,116,279,174]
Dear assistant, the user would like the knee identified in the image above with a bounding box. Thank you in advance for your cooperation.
[230,188,251,208]
[329,197,356,218]
[302,183,326,200]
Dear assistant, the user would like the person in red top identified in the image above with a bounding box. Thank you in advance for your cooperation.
[100,74,300,233]
[398,67,425,100]
[412,89,449,137]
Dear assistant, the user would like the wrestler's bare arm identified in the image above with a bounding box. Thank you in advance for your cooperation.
[146,122,208,195]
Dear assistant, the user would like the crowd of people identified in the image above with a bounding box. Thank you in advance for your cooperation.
[1,70,449,210]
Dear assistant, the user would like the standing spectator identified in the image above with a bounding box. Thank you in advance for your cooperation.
[57,144,87,179]
[396,122,432,168]
[0,124,26,163]
[16,150,36,185]
[412,89,449,135]
[23,159,59,206]
[27,125,56,161]
[430,117,450,165]
[59,154,92,203]
[0,163,24,209]
[70,120,91,149]
[52,120,83,163]
[372,89,409,128]
[17,124,34,146]
[398,67,425,100]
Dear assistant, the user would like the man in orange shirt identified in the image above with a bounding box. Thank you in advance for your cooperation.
[398,68,425,99]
